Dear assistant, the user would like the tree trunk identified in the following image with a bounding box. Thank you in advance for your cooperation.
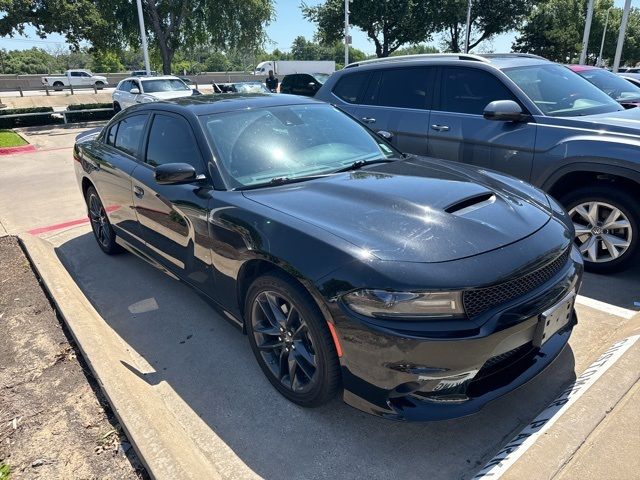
[159,44,174,74]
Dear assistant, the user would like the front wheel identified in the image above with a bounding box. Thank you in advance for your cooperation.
[560,186,638,273]
[245,272,341,407]
[95,81,105,90]
[86,186,121,255]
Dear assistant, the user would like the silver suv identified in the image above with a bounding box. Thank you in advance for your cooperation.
[316,53,640,273]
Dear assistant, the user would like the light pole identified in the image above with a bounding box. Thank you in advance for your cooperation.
[136,0,152,75]
[597,8,612,68]
[579,0,595,64]
[344,0,351,65]
[613,0,632,72]
[464,0,472,53]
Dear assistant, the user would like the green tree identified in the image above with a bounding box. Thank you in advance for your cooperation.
[0,0,275,74]
[91,50,124,72]
[435,0,532,52]
[513,0,640,65]
[302,0,439,57]
[390,44,439,56]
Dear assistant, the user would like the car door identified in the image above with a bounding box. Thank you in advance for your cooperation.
[355,67,435,154]
[329,71,371,117]
[427,66,536,180]
[84,114,149,247]
[80,71,92,85]
[130,112,213,291]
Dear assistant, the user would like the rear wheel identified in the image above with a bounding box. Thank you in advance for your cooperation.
[113,102,121,113]
[245,272,340,407]
[53,81,64,91]
[560,186,638,273]
[86,186,121,255]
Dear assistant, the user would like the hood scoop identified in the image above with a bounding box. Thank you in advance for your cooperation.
[445,192,496,216]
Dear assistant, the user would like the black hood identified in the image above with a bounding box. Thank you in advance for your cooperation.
[244,157,552,263]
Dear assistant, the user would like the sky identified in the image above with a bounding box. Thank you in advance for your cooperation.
[0,0,632,56]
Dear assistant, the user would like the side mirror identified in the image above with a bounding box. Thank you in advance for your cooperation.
[130,87,140,94]
[377,130,393,141]
[483,100,528,122]
[155,163,199,185]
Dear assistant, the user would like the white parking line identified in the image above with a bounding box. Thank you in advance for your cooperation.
[473,335,640,479]
[575,295,638,319]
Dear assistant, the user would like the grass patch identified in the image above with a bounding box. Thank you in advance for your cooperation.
[0,462,10,480]
[0,130,27,148]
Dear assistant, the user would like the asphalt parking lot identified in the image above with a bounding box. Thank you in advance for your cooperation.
[1,124,638,479]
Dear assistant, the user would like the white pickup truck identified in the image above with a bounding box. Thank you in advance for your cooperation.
[41,69,108,91]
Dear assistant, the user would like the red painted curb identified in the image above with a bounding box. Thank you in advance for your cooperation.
[0,144,36,155]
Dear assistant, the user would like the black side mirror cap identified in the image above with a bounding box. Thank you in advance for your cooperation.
[483,100,530,122]
[155,163,200,185]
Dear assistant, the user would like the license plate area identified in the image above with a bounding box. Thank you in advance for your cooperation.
[533,290,575,347]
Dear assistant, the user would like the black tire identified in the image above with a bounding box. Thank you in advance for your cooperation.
[113,102,121,113]
[560,185,639,273]
[95,81,105,90]
[245,271,341,407]
[53,81,64,91]
[85,186,122,255]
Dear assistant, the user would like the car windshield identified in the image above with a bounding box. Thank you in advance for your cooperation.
[141,79,190,93]
[576,68,640,102]
[200,104,398,188]
[233,83,269,93]
[503,64,623,117]
[313,73,330,83]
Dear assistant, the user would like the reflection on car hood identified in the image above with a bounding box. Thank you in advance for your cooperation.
[243,157,552,263]
[542,105,640,135]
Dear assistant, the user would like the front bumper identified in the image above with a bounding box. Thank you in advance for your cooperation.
[327,246,582,421]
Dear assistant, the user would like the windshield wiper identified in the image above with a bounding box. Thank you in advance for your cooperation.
[333,158,396,173]
[238,174,325,191]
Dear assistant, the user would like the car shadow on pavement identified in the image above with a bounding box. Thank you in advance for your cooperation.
[56,232,577,480]
[581,263,640,311]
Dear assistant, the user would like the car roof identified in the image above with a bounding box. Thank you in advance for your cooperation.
[130,93,322,116]
[566,64,599,72]
[344,53,551,71]
[124,75,183,82]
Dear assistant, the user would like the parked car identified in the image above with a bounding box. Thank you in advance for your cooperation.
[42,69,108,91]
[316,53,640,272]
[74,94,582,420]
[131,70,158,77]
[112,76,199,112]
[213,81,270,94]
[280,73,330,97]
[621,74,640,88]
[567,65,640,108]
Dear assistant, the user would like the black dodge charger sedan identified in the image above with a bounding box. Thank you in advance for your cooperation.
[74,94,583,420]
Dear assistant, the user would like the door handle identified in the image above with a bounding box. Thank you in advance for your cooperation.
[431,124,450,132]
[134,186,144,198]
[361,117,376,124]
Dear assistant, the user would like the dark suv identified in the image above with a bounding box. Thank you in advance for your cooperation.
[280,73,330,96]
[316,53,640,273]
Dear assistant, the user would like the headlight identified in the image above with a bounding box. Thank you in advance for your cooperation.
[343,289,465,319]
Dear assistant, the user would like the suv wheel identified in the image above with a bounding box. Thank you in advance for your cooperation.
[560,186,638,273]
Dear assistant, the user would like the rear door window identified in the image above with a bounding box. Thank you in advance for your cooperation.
[439,67,517,115]
[145,114,204,172]
[114,114,148,158]
[332,72,370,103]
[375,67,435,109]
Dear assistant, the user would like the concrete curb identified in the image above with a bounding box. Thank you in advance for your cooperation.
[20,234,224,480]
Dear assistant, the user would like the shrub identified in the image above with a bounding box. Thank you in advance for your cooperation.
[65,103,114,123]
[67,103,113,111]
[0,106,58,128]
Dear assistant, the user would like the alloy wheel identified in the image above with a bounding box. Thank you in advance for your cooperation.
[88,193,111,248]
[569,201,632,263]
[251,291,318,393]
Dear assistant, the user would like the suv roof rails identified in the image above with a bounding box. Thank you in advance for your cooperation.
[345,53,490,69]
[479,53,547,60]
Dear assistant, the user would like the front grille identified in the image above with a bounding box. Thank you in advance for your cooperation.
[463,247,571,318]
